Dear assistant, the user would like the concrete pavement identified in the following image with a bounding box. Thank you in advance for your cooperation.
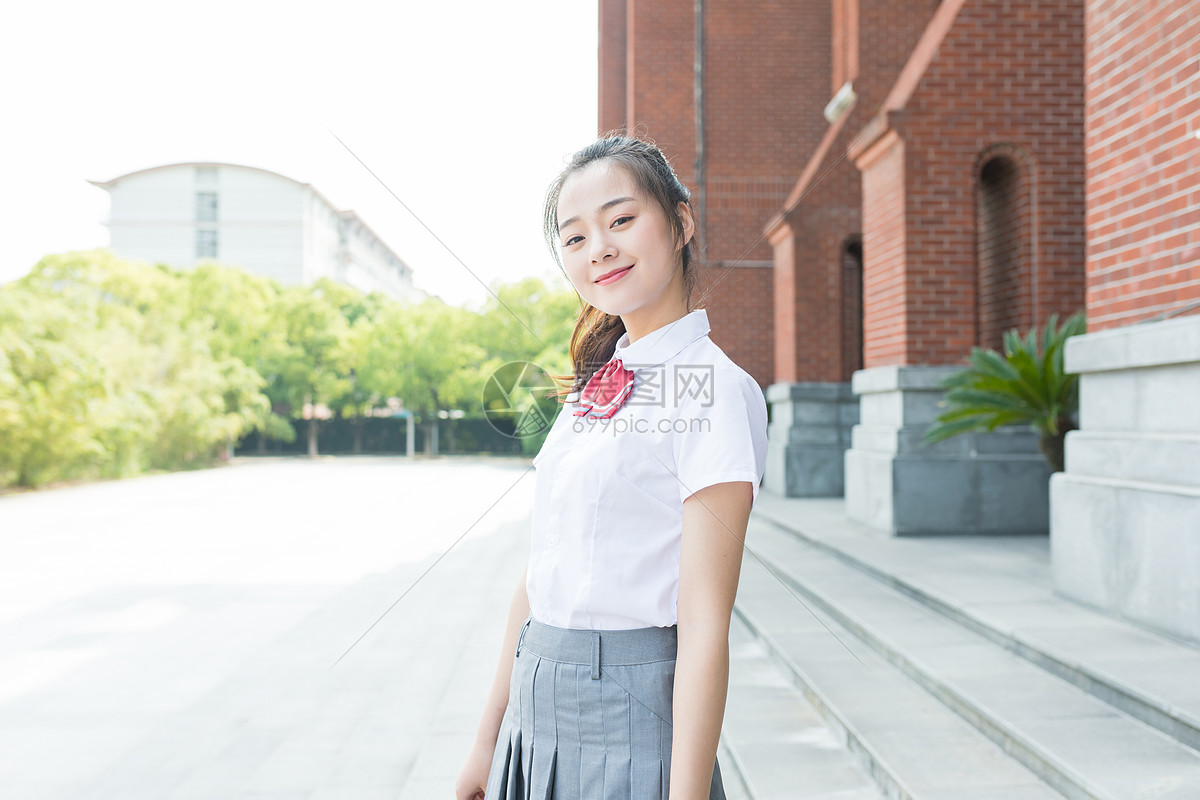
[0,456,532,799]
[7,457,1187,798]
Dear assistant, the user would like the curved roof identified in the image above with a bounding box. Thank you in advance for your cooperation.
[87,161,411,271]
[87,161,312,191]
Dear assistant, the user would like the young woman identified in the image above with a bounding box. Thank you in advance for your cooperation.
[455,135,768,800]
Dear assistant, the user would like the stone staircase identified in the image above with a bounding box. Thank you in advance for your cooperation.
[717,495,1200,800]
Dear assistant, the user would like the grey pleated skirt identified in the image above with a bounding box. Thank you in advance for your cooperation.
[484,615,726,800]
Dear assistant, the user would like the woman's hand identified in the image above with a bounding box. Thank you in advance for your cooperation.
[454,736,495,800]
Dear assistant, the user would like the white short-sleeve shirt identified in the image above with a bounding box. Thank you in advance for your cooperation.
[526,308,769,630]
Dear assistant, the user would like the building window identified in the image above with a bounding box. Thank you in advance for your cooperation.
[196,229,218,259]
[840,238,864,382]
[976,154,1031,352]
[196,192,218,222]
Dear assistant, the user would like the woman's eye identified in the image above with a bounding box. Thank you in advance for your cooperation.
[564,235,583,247]
[612,216,634,227]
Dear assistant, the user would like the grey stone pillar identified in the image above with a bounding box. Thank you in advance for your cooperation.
[1051,314,1200,646]
[764,382,858,497]
[845,364,1053,535]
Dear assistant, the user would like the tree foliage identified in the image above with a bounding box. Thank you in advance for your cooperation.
[0,251,576,490]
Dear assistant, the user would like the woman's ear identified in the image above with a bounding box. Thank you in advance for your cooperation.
[676,201,695,250]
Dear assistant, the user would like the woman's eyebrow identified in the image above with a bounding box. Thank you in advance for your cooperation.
[558,196,638,233]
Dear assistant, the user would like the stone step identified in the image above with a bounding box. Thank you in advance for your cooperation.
[753,497,1200,756]
[734,551,1066,800]
[737,517,1200,799]
[716,737,753,800]
[719,611,885,800]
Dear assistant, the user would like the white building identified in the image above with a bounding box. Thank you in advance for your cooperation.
[88,162,427,303]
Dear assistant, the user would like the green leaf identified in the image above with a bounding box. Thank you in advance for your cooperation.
[925,311,1087,462]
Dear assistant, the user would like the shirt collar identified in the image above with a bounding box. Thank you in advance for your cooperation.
[612,308,710,369]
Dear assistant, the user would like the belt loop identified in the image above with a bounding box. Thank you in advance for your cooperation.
[515,617,531,658]
[591,631,601,679]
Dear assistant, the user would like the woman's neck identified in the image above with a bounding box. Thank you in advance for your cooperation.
[620,273,689,344]
[622,303,689,344]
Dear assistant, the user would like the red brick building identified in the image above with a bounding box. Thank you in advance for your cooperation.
[1051,0,1200,646]
[836,0,1089,534]
[767,0,934,387]
[844,0,1088,368]
[600,0,1090,523]
[599,0,1096,381]
[598,0,1196,576]
[1080,0,1199,327]
[599,0,822,387]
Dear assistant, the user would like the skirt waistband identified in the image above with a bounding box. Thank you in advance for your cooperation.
[516,616,677,679]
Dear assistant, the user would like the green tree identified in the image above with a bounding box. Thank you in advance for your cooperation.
[1,250,273,487]
[473,275,579,454]
[355,298,485,452]
[180,262,293,452]
[311,278,389,454]
[310,276,389,328]
[266,285,354,457]
[0,285,107,486]
[0,251,588,489]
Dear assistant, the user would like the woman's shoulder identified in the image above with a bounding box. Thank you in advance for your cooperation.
[677,336,764,399]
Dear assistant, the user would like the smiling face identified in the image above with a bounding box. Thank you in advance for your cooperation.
[555,160,694,339]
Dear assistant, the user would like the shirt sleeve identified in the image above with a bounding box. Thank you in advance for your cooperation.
[671,365,769,504]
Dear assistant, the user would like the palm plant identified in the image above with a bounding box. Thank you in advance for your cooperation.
[924,311,1088,472]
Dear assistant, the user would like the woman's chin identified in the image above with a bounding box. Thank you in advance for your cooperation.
[591,302,626,317]
[578,292,630,317]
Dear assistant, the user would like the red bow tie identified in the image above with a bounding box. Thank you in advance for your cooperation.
[573,357,635,419]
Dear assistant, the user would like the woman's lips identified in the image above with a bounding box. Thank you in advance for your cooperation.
[595,266,633,285]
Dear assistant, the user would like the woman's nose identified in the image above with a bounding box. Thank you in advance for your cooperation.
[590,234,617,262]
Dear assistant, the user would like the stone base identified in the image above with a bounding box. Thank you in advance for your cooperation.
[844,364,1054,536]
[1051,313,1200,646]
[764,382,858,497]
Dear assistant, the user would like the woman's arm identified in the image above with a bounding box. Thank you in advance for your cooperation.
[669,480,753,800]
[456,565,530,800]
[475,564,531,744]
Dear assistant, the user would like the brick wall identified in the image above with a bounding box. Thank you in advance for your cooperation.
[702,1,822,264]
[832,0,860,90]
[770,0,934,383]
[770,224,798,380]
[854,0,1088,367]
[699,0,831,385]
[598,0,627,134]
[602,0,823,387]
[627,0,697,181]
[1084,0,1200,330]
[859,133,910,365]
[695,265,775,386]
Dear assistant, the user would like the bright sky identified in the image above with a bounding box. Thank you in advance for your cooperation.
[0,1,598,310]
